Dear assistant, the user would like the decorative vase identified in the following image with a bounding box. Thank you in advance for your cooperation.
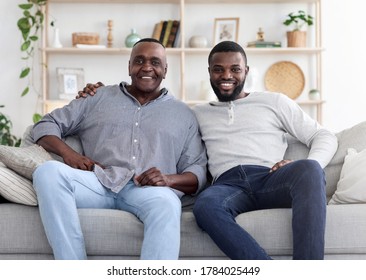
[189,36,208,48]
[286,31,306,47]
[125,28,141,48]
[308,89,321,100]
[51,28,63,48]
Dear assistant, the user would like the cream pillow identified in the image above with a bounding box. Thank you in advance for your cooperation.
[0,165,37,206]
[0,144,52,179]
[329,148,366,204]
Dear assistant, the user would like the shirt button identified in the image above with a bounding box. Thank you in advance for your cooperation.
[134,139,137,143]
[132,156,136,160]
[135,122,139,126]
[137,107,141,110]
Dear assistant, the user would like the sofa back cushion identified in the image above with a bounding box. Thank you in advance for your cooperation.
[21,122,366,202]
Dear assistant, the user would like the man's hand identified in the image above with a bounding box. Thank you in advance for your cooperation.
[76,82,105,99]
[270,159,293,173]
[134,167,172,187]
[62,149,104,171]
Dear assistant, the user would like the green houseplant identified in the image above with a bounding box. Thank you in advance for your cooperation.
[283,10,314,47]
[0,106,21,147]
[17,0,47,123]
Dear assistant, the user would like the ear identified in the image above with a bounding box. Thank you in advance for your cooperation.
[245,65,250,75]
[163,63,168,79]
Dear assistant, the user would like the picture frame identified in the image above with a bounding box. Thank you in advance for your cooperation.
[213,17,240,45]
[56,67,85,100]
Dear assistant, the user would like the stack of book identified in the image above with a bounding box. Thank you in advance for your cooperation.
[151,20,180,48]
[247,40,281,48]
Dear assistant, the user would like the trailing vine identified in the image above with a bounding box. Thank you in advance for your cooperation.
[17,0,47,123]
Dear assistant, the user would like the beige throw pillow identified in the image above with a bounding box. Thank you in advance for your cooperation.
[329,148,366,204]
[0,144,53,180]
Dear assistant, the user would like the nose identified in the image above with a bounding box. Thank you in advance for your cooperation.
[141,62,153,71]
[221,69,233,79]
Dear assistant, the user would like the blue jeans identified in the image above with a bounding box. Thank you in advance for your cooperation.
[33,161,181,260]
[193,159,326,260]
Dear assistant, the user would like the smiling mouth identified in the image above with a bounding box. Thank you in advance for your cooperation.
[140,76,154,80]
[219,81,235,91]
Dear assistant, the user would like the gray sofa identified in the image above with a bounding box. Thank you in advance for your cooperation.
[1,122,366,260]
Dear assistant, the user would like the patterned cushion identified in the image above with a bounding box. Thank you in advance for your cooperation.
[0,164,37,206]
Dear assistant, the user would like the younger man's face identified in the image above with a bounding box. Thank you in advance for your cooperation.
[208,52,249,102]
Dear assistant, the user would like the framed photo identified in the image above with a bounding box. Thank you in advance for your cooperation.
[213,17,240,45]
[56,67,85,100]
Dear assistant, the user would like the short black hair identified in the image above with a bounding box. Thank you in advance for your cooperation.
[133,38,165,48]
[208,41,247,65]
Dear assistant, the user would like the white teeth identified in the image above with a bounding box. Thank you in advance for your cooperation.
[221,83,233,87]
[141,76,152,79]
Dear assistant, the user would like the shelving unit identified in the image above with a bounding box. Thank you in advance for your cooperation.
[41,0,324,122]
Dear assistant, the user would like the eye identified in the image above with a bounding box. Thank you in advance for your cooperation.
[134,58,144,64]
[151,60,161,66]
[212,67,224,73]
[232,67,242,73]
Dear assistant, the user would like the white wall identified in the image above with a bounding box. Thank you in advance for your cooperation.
[1,0,365,138]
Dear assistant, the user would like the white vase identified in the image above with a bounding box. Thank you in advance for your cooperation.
[189,36,208,48]
[52,28,63,48]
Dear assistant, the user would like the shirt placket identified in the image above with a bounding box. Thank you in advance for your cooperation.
[131,105,141,173]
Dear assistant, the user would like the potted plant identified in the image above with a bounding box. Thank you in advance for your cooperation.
[0,106,21,147]
[283,10,314,47]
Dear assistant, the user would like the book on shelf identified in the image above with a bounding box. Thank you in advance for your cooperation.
[152,21,164,41]
[162,20,173,47]
[166,20,180,48]
[246,40,281,48]
[159,21,168,43]
[151,20,180,48]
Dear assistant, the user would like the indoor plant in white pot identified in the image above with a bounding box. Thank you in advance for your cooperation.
[283,10,314,47]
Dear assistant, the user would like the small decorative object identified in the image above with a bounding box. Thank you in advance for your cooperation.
[51,28,63,48]
[189,36,208,48]
[283,10,314,47]
[256,27,265,41]
[213,18,239,45]
[107,20,113,48]
[247,28,281,48]
[72,32,100,46]
[125,28,141,48]
[56,68,85,100]
[308,89,321,100]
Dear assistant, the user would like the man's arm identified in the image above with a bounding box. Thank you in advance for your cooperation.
[37,135,99,171]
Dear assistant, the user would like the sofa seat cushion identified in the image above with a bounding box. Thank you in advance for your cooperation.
[2,203,366,259]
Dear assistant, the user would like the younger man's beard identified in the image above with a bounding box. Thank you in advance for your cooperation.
[210,80,245,102]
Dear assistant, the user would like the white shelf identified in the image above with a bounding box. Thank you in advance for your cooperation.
[42,0,323,122]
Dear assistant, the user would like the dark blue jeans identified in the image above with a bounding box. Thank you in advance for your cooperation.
[193,159,326,260]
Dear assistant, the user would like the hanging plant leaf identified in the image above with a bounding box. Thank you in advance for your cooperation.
[19,4,33,10]
[21,40,31,51]
[21,87,30,97]
[20,67,30,78]
[33,113,43,124]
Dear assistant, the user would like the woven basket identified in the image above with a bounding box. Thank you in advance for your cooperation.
[72,32,100,46]
[264,61,305,99]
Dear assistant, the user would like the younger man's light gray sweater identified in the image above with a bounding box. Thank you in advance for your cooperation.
[193,91,338,181]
